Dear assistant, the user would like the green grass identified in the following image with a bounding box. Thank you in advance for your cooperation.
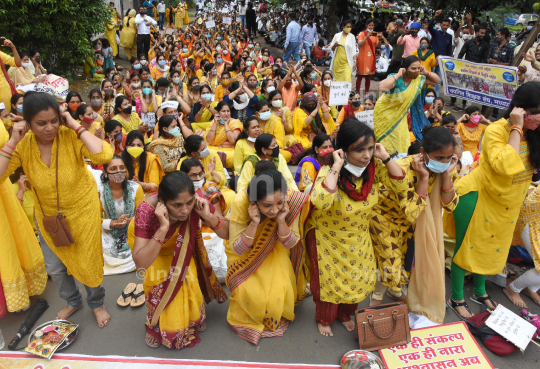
[507,25,525,32]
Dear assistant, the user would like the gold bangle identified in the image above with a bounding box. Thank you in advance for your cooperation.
[242,232,254,240]
[278,230,291,239]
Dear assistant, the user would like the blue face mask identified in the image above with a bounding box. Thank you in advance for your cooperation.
[425,96,435,104]
[182,48,189,53]
[259,111,271,120]
[425,153,451,174]
[16,104,23,113]
[219,117,227,124]
[142,87,152,95]
[134,63,141,69]
[198,147,210,158]
[527,25,533,31]
[217,36,223,40]
[217,58,223,64]
[202,93,212,101]
[310,72,316,79]
[167,127,181,137]
[158,60,167,66]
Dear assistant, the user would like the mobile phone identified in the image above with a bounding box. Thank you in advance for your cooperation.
[0,37,5,46]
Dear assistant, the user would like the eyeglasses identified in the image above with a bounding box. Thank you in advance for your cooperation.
[188,171,205,180]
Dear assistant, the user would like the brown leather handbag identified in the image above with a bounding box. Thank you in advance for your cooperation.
[35,136,75,247]
[354,302,411,351]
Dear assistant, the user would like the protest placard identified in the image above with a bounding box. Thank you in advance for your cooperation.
[141,112,156,129]
[379,322,493,369]
[438,57,518,109]
[486,305,537,351]
[328,81,351,106]
[205,20,216,28]
[354,110,374,130]
[236,17,241,22]
[223,17,232,24]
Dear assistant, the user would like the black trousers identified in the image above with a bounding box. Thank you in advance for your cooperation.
[137,34,151,61]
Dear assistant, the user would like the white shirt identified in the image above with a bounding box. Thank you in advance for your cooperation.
[135,14,157,35]
[418,29,431,41]
[376,57,389,73]
[238,4,247,16]
[157,2,165,13]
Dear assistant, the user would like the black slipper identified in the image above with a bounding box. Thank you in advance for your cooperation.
[447,298,473,321]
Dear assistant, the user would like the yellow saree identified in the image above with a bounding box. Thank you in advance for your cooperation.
[226,190,309,345]
[203,119,243,168]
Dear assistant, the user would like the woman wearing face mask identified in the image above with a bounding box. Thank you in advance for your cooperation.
[268,90,295,147]
[223,79,258,122]
[11,93,24,119]
[139,79,161,128]
[203,62,219,91]
[410,38,436,73]
[151,53,169,81]
[276,67,304,113]
[305,118,406,337]
[425,97,450,126]
[356,18,381,94]
[376,55,440,154]
[98,154,144,275]
[122,131,164,194]
[65,91,83,120]
[329,20,357,83]
[370,127,458,323]
[203,101,243,168]
[245,74,260,94]
[257,79,275,102]
[257,51,273,79]
[179,158,226,227]
[138,54,149,68]
[167,70,186,98]
[294,133,333,192]
[336,90,364,126]
[28,50,47,78]
[364,96,375,110]
[191,84,218,126]
[76,104,104,139]
[178,134,235,211]
[129,171,227,349]
[253,100,292,163]
[233,117,261,175]
[455,106,491,155]
[112,96,147,135]
[13,51,46,87]
[126,58,140,84]
[147,115,185,173]
[120,9,138,61]
[293,92,335,150]
[317,71,338,120]
[445,82,540,320]
[101,79,117,108]
[228,58,243,80]
[128,73,142,100]
[104,120,126,154]
[237,133,297,192]
[226,169,309,344]
[1,92,114,327]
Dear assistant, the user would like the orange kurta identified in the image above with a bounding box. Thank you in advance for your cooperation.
[357,32,378,75]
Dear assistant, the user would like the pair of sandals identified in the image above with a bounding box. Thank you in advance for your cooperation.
[117,283,145,307]
[447,294,498,321]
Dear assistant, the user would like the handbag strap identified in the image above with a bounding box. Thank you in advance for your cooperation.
[33,135,60,216]
[0,54,17,95]
[368,311,398,340]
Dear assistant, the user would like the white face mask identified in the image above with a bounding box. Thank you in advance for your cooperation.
[193,178,205,189]
[266,86,275,93]
[22,62,29,68]
[323,80,332,87]
[140,60,148,65]
[247,136,257,142]
[131,82,141,88]
[344,162,368,177]
[271,99,282,107]
[238,93,248,103]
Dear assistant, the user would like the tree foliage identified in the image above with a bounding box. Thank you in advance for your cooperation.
[0,0,110,74]
[481,5,520,29]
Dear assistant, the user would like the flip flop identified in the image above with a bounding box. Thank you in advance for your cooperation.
[117,283,136,307]
[130,284,146,307]
[447,298,473,321]
[470,294,498,309]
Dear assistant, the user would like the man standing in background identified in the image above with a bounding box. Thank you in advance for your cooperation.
[428,9,453,96]
[239,1,247,31]
[283,12,301,63]
[157,0,166,30]
[387,19,404,75]
[135,5,157,61]
[300,17,318,62]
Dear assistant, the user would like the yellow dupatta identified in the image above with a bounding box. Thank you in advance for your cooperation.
[204,119,243,146]
[374,75,425,154]
[406,175,446,323]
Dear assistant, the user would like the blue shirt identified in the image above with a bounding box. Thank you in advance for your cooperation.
[285,20,302,48]
[223,94,259,120]
[300,23,318,46]
[143,1,154,16]
[428,19,453,57]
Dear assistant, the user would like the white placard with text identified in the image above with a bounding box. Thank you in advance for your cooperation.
[354,110,374,130]
[328,81,351,106]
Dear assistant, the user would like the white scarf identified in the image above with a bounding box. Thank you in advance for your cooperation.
[233,98,249,111]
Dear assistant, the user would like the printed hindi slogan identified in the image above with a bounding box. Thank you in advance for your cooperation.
[438,57,518,109]
[379,322,493,369]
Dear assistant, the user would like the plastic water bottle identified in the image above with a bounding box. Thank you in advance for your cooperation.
[0,327,5,350]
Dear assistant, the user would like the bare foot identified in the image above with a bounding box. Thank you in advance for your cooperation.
[522,288,540,306]
[56,304,83,320]
[317,322,334,337]
[342,320,355,332]
[503,288,527,308]
[369,294,383,307]
[93,306,111,328]
[451,300,473,319]
[145,333,160,348]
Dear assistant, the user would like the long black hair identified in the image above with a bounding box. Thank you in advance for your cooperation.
[420,126,456,154]
[295,133,331,165]
[504,82,540,169]
[122,131,147,181]
[179,157,204,174]
[333,118,375,194]
[66,91,82,119]
[158,115,176,138]
[254,133,274,157]
[22,92,60,124]
[247,169,287,202]
[114,95,131,115]
[101,154,128,190]
[236,116,259,141]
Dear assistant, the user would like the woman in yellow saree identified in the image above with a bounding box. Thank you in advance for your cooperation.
[123,131,164,194]
[204,101,243,169]
[227,170,309,345]
[375,56,440,155]
[129,171,228,349]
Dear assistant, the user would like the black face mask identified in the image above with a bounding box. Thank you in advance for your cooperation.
[410,31,417,37]
[122,106,132,115]
[495,37,503,43]
[267,146,280,158]
[476,35,484,41]
[35,57,41,64]
[351,100,362,108]
[305,104,317,113]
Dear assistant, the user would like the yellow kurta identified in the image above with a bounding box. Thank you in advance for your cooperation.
[177,150,235,212]
[456,123,486,155]
[174,6,185,28]
[370,155,459,290]
[203,119,243,169]
[133,151,164,193]
[307,162,407,304]
[237,154,298,192]
[453,119,532,274]
[105,18,118,57]
[293,108,336,150]
[260,115,291,162]
[226,190,307,344]
[113,112,143,133]
[334,35,352,82]
[13,66,34,87]
[297,160,318,192]
[0,123,47,312]
[233,138,256,175]
[410,50,438,71]
[0,127,114,287]
[0,51,17,112]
